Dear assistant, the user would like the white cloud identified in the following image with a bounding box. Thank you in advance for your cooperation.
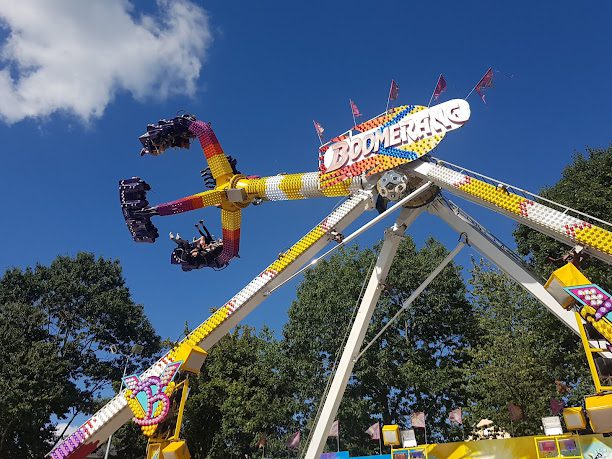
[0,0,212,123]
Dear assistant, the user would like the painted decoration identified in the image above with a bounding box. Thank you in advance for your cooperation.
[565,284,612,345]
[565,285,612,320]
[123,361,182,437]
[318,99,470,188]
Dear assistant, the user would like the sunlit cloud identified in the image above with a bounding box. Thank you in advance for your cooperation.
[0,0,212,123]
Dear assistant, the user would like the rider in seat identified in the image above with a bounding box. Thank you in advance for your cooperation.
[170,221,224,271]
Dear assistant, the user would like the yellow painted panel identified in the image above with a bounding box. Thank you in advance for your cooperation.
[207,154,233,181]
[221,209,241,231]
[279,174,305,200]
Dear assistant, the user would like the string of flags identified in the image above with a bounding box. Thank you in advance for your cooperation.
[284,420,339,451]
[279,407,468,451]
[472,67,495,104]
[448,407,463,425]
[366,421,381,440]
[277,397,567,452]
[313,119,325,143]
[313,69,497,142]
[286,430,301,449]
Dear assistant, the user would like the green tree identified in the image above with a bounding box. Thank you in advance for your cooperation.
[184,325,294,459]
[0,252,161,456]
[283,237,477,454]
[465,261,588,437]
[0,302,76,458]
[103,417,149,458]
[514,146,612,286]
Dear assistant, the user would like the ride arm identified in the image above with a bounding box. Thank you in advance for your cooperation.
[215,209,241,266]
[235,171,363,202]
[188,120,235,185]
[407,159,612,264]
[50,191,374,459]
[153,189,224,216]
[139,114,235,186]
[150,170,362,214]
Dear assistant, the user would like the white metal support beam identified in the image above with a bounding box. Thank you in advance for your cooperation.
[305,193,610,459]
[355,237,466,361]
[430,197,580,335]
[303,205,424,459]
[432,198,612,361]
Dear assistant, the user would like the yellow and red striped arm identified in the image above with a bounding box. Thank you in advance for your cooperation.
[218,209,241,265]
[189,120,234,183]
[154,189,224,216]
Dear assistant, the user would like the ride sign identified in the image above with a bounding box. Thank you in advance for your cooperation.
[321,99,471,174]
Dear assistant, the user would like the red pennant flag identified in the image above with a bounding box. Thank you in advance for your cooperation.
[433,74,447,101]
[286,431,301,449]
[411,412,426,428]
[389,79,400,101]
[448,407,463,425]
[313,120,325,141]
[328,420,339,437]
[550,398,565,416]
[508,402,524,422]
[350,99,362,117]
[365,422,380,440]
[474,67,494,104]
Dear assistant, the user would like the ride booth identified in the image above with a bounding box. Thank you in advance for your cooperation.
[364,434,612,459]
[372,422,612,459]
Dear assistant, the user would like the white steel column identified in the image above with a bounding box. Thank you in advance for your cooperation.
[355,238,466,361]
[303,206,424,459]
[430,198,580,335]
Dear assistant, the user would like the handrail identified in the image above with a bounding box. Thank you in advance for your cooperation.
[429,157,612,230]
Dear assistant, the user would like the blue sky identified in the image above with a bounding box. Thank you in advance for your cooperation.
[0,0,611,348]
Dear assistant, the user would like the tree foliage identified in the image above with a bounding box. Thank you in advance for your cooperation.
[514,146,612,286]
[465,261,589,437]
[0,302,76,457]
[283,237,477,453]
[184,326,294,459]
[0,253,161,457]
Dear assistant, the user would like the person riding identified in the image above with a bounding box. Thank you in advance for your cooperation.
[169,220,224,270]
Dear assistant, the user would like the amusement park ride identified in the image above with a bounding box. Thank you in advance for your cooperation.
[50,97,612,459]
